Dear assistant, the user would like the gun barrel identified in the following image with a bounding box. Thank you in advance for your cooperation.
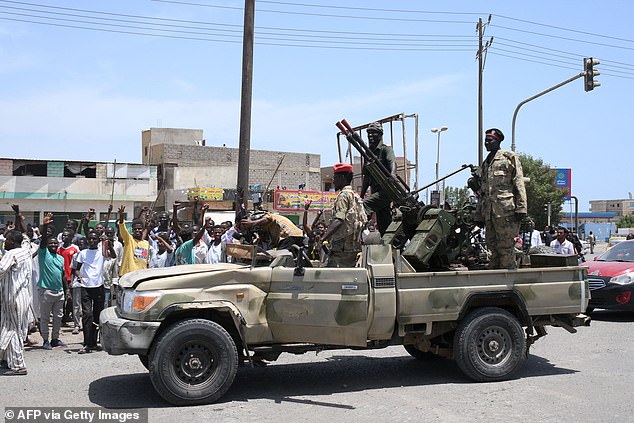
[335,118,417,207]
[413,164,474,195]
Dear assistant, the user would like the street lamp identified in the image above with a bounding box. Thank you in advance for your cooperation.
[431,126,448,206]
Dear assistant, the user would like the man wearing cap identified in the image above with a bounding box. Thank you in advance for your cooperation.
[360,122,396,236]
[475,128,527,269]
[322,163,367,267]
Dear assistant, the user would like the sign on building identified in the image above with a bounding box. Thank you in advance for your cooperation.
[274,190,338,211]
[187,187,224,201]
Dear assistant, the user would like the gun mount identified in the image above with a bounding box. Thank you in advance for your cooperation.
[336,119,488,271]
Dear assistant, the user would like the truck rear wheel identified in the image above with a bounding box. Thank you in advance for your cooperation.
[454,307,525,382]
[149,319,238,405]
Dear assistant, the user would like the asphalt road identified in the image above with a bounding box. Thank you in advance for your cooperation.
[1,306,633,423]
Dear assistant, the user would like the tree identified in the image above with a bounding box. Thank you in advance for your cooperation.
[518,154,567,230]
[617,214,634,229]
[444,186,471,209]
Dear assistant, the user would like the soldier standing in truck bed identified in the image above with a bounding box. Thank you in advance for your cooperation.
[360,121,396,236]
[322,163,367,267]
[475,128,527,269]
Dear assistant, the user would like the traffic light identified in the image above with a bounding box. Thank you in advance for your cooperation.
[584,57,600,92]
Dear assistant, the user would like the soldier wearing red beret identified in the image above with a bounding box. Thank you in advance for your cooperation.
[321,163,367,267]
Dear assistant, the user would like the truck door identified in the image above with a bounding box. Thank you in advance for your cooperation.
[266,267,369,347]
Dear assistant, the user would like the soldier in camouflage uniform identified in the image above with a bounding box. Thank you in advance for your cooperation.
[322,163,367,268]
[475,128,527,269]
[360,122,396,236]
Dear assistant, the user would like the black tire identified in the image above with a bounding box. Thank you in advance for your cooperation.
[454,307,526,382]
[138,354,150,371]
[404,345,443,361]
[149,319,238,405]
[585,306,595,315]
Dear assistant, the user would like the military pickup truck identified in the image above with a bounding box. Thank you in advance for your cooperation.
[100,244,590,406]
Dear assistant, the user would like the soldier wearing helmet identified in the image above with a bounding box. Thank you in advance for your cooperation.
[360,122,396,236]
[475,128,527,269]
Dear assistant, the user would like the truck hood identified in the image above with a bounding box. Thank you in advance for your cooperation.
[583,260,634,278]
[117,263,248,288]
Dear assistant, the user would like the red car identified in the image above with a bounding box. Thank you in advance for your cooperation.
[583,239,634,312]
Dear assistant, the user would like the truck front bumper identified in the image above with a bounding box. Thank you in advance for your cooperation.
[99,306,161,356]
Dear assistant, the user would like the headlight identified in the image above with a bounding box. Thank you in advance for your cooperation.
[121,290,163,313]
[610,272,634,285]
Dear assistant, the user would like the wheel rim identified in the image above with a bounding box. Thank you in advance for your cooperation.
[476,325,511,366]
[173,340,217,386]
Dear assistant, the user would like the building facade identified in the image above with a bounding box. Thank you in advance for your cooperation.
[589,198,634,217]
[142,128,321,211]
[0,158,157,232]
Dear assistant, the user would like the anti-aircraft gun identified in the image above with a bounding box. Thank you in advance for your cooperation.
[336,119,488,271]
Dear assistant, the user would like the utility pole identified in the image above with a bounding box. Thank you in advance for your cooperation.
[236,0,255,216]
[476,16,492,166]
[477,17,483,166]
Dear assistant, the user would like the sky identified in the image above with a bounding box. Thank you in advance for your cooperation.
[0,0,632,212]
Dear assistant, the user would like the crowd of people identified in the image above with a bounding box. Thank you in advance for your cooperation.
[0,184,377,375]
[0,201,249,375]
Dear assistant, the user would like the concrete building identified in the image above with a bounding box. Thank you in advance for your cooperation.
[589,197,634,217]
[142,128,321,211]
[0,157,157,232]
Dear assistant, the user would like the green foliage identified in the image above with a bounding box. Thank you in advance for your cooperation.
[444,185,470,208]
[618,214,634,229]
[519,154,567,230]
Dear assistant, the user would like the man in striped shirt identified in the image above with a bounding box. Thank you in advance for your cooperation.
[0,230,33,375]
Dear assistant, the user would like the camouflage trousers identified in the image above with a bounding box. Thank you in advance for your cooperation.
[485,215,520,270]
[363,191,391,236]
[326,251,360,268]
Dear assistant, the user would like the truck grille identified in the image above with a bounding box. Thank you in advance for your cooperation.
[588,277,607,290]
[374,277,395,288]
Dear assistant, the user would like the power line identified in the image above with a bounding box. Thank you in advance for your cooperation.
[152,0,475,24]
[494,41,634,75]
[495,37,634,70]
[489,51,634,80]
[256,0,484,16]
[493,13,634,45]
[1,0,633,71]
[491,23,634,52]
[0,4,478,48]
[0,1,478,40]
[0,15,475,51]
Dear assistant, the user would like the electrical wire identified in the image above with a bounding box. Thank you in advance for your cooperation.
[489,51,634,80]
[151,0,475,24]
[0,2,479,41]
[494,40,634,75]
[1,0,633,73]
[491,24,634,52]
[493,13,634,45]
[0,15,476,51]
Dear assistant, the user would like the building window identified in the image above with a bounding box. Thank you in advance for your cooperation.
[64,163,96,178]
[12,161,47,176]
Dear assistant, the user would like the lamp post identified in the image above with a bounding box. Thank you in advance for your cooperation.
[431,126,448,206]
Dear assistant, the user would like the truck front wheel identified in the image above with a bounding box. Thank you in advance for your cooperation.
[149,319,238,405]
[454,307,526,382]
